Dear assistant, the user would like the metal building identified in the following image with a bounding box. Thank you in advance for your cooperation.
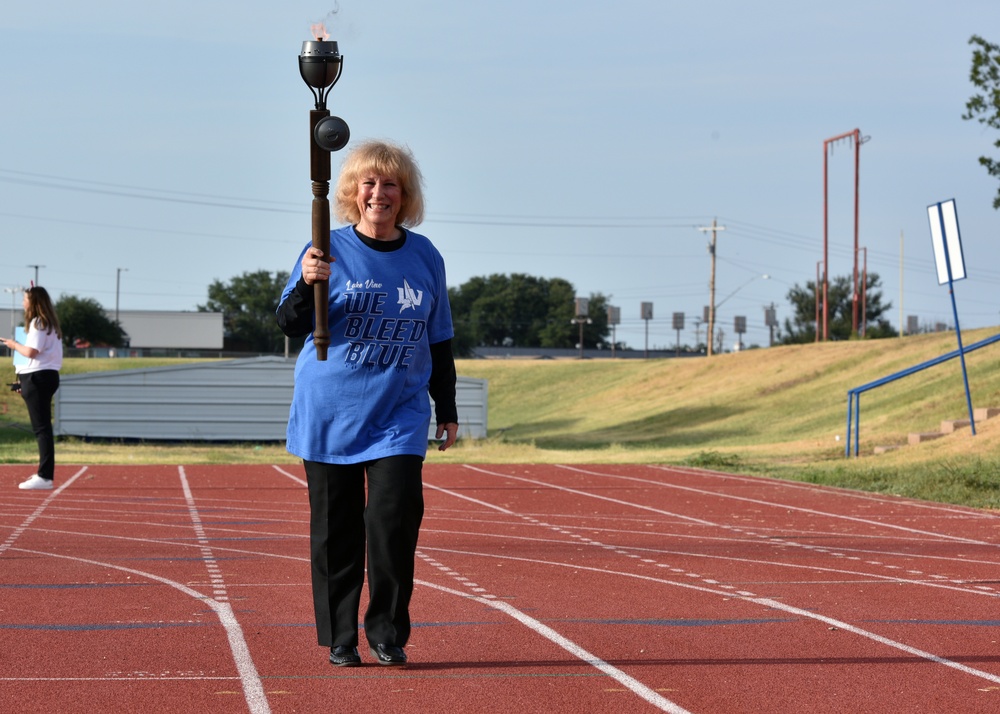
[54,356,488,442]
[0,308,224,350]
[117,310,224,349]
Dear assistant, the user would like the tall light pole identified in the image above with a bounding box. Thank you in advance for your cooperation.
[116,268,128,323]
[572,297,592,359]
[607,305,620,358]
[715,274,770,351]
[697,219,726,357]
[3,286,22,339]
[716,274,770,310]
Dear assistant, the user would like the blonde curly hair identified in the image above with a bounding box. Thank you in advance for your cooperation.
[333,140,425,228]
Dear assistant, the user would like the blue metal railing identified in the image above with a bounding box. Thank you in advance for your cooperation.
[845,332,1000,457]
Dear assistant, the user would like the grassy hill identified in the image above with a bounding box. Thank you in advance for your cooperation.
[440,327,1000,508]
[3,330,1000,507]
[448,328,1000,462]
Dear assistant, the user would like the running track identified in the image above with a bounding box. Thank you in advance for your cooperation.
[3,463,1000,713]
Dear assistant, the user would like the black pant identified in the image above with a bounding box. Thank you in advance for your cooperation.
[19,370,59,481]
[304,455,424,649]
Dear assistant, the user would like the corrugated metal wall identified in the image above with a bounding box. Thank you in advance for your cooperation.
[54,356,487,442]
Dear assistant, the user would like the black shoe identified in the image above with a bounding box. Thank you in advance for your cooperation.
[329,645,361,667]
[369,643,407,666]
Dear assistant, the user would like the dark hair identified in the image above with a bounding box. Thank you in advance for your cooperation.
[24,286,62,339]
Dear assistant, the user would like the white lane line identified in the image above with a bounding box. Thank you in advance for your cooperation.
[272,465,306,487]
[288,466,686,709]
[549,463,1000,585]
[14,466,998,699]
[753,596,1000,684]
[178,466,271,714]
[424,479,1000,600]
[0,466,88,556]
[428,472,1000,687]
[557,464,999,546]
[419,543,1000,687]
[458,465,720,527]
[464,464,1000,584]
[652,464,999,519]
[9,545,274,711]
[415,573,692,714]
[179,466,231,604]
[23,517,1000,604]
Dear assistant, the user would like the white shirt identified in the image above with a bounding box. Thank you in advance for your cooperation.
[16,318,63,374]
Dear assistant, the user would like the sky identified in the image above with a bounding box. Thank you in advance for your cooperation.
[1,0,999,351]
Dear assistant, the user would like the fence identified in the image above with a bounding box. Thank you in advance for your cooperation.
[844,332,1000,457]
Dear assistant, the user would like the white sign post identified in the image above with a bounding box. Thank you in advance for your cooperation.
[927,198,976,435]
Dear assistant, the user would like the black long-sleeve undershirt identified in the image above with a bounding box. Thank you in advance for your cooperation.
[276,277,458,425]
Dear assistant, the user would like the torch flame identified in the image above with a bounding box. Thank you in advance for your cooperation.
[311,22,330,41]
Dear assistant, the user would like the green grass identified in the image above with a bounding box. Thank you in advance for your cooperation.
[4,330,1000,508]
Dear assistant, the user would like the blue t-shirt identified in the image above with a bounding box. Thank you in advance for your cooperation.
[281,226,454,464]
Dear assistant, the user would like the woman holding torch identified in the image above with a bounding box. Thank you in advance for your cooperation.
[277,139,458,667]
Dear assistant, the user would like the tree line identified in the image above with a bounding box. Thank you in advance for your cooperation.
[40,268,896,354]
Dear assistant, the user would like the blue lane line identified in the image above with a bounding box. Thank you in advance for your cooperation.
[110,553,283,560]
[405,618,796,628]
[0,623,211,631]
[871,620,1000,626]
[550,618,795,627]
[0,583,148,589]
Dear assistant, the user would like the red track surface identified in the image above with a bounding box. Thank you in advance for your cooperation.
[3,463,1000,713]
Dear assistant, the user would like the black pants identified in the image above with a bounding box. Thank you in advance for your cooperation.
[19,370,60,481]
[304,455,424,649]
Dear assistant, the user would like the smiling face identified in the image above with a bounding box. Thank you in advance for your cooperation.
[355,174,403,240]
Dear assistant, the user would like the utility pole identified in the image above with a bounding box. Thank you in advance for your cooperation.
[573,297,592,360]
[822,128,869,341]
[26,264,45,286]
[815,261,822,342]
[697,219,725,357]
[899,229,904,338]
[116,267,128,323]
[861,246,868,337]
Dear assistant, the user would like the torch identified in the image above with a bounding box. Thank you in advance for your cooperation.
[299,25,350,360]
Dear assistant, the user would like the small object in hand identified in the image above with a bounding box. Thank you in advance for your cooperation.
[8,382,20,393]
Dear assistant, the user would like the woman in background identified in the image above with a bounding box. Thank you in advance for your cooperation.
[2,286,63,491]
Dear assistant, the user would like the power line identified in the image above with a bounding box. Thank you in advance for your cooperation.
[0,175,302,214]
[0,168,301,208]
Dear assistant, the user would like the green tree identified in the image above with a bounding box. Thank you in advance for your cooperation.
[55,295,127,347]
[782,272,896,344]
[963,35,1000,209]
[199,270,291,352]
[448,273,610,352]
